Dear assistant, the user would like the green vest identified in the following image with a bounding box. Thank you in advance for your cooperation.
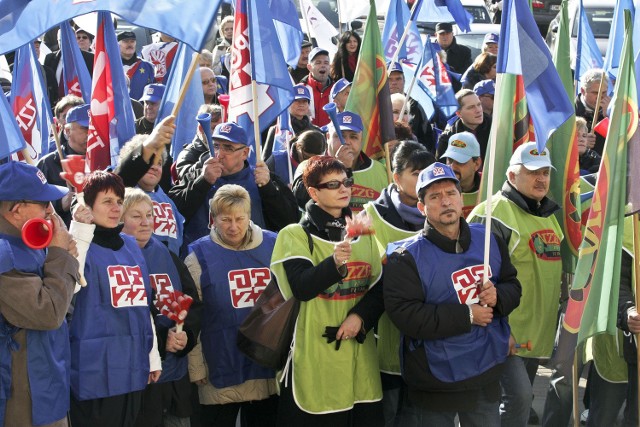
[364,202,419,375]
[468,194,563,358]
[271,224,383,413]
[462,189,480,219]
[351,161,388,213]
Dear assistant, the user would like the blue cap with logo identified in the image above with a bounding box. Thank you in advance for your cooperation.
[212,122,248,146]
[0,162,68,201]
[483,33,499,45]
[330,78,351,103]
[416,162,459,195]
[386,61,404,75]
[337,111,363,132]
[66,104,90,128]
[441,132,480,163]
[140,83,165,103]
[509,141,556,171]
[474,79,495,97]
[293,84,311,101]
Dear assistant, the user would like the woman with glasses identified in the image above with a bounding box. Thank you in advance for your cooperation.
[271,156,385,427]
[363,141,435,426]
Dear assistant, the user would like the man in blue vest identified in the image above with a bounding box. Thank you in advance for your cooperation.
[383,162,521,425]
[0,162,79,426]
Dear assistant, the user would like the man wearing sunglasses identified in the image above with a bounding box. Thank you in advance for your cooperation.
[169,121,299,249]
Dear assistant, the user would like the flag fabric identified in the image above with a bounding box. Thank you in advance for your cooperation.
[337,0,371,22]
[414,0,474,33]
[381,0,423,66]
[11,42,53,162]
[156,43,205,162]
[0,0,221,55]
[59,21,92,103]
[414,39,457,119]
[86,11,136,171]
[498,0,575,154]
[549,0,582,274]
[558,10,637,363]
[574,0,604,97]
[228,0,295,165]
[0,91,26,160]
[602,0,633,90]
[345,0,395,160]
[400,62,436,121]
[300,0,339,59]
[269,0,304,68]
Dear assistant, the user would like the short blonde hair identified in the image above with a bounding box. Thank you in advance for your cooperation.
[576,116,588,132]
[210,184,251,217]
[123,188,153,217]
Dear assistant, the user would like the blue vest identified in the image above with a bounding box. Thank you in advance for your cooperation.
[392,223,510,383]
[184,166,265,247]
[189,231,276,388]
[70,235,154,400]
[146,185,184,256]
[141,236,187,383]
[271,150,295,184]
[0,234,70,426]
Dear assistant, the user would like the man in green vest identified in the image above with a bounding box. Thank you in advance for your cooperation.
[467,141,564,426]
[440,131,482,218]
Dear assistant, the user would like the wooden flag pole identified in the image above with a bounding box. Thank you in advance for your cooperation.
[633,213,640,425]
[590,73,605,133]
[251,80,262,162]
[572,351,579,427]
[171,52,201,118]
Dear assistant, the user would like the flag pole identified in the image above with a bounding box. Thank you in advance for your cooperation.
[299,0,314,47]
[170,52,201,118]
[384,142,393,184]
[388,0,421,68]
[21,148,35,165]
[633,213,640,424]
[336,0,343,36]
[590,72,605,133]
[52,122,65,161]
[251,80,262,161]
[572,350,579,427]
[398,70,418,122]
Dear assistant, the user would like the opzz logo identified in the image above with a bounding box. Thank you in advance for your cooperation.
[153,202,177,238]
[149,273,175,310]
[108,265,148,308]
[451,265,492,305]
[228,268,270,309]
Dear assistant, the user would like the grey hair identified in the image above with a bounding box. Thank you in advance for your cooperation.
[580,68,604,91]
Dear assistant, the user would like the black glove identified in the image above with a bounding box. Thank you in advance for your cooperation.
[322,326,342,350]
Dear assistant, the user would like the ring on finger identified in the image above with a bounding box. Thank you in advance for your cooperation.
[344,335,350,340]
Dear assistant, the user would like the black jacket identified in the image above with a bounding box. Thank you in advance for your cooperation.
[575,94,606,155]
[370,185,424,233]
[436,114,492,161]
[383,218,521,411]
[44,50,94,105]
[617,249,636,365]
[443,38,473,74]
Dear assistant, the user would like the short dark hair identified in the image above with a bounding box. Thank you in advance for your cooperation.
[294,130,327,157]
[54,95,84,120]
[82,171,125,208]
[455,89,477,111]
[392,140,435,174]
[302,156,348,189]
[417,180,462,204]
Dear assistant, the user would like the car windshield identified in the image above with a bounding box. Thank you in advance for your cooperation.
[571,7,614,38]
[466,6,491,24]
[454,33,485,58]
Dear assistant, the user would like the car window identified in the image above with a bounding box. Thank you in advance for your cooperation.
[454,33,484,59]
[465,6,491,24]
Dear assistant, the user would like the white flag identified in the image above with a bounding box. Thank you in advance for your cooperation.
[300,0,338,60]
[337,0,390,23]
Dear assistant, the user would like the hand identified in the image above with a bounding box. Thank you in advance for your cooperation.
[508,334,517,356]
[333,240,352,267]
[599,94,611,117]
[478,280,497,308]
[585,133,597,150]
[60,187,75,212]
[470,304,493,327]
[72,203,93,224]
[148,370,161,384]
[202,156,223,184]
[145,115,176,153]
[166,328,187,353]
[337,313,363,341]
[49,214,75,252]
[334,144,356,169]
[254,161,270,187]
[628,308,640,334]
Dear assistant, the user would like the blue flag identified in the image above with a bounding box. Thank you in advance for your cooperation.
[415,39,457,120]
[0,91,26,160]
[414,0,473,33]
[0,0,221,55]
[574,0,603,97]
[382,0,424,65]
[498,0,574,153]
[269,0,304,68]
[602,0,634,93]
[60,21,92,103]
[11,42,53,162]
[156,43,205,162]
[228,0,294,165]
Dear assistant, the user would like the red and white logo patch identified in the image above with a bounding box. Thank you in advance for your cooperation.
[343,115,352,124]
[451,264,491,305]
[108,265,148,308]
[220,124,232,133]
[432,166,445,176]
[228,267,270,309]
[153,202,177,239]
[149,273,175,310]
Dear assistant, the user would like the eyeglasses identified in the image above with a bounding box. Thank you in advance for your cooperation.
[212,143,246,153]
[202,78,216,85]
[314,177,354,190]
[76,35,89,40]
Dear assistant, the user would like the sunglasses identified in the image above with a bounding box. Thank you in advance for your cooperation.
[315,177,354,190]
[202,78,216,85]
[76,35,89,40]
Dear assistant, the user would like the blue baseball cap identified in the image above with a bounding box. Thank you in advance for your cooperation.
[483,33,499,45]
[330,78,351,103]
[441,132,480,163]
[387,61,404,75]
[509,142,556,171]
[474,79,495,97]
[213,122,248,146]
[415,162,459,195]
[293,84,311,101]
[140,83,165,103]
[337,111,363,132]
[0,162,68,201]
[66,104,90,128]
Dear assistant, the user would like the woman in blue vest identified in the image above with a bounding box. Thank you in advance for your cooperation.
[185,184,278,427]
[69,171,161,427]
[121,188,202,427]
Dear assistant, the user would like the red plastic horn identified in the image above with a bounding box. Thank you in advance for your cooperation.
[22,218,53,249]
[218,94,230,122]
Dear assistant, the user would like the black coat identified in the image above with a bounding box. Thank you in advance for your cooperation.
[436,114,492,161]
